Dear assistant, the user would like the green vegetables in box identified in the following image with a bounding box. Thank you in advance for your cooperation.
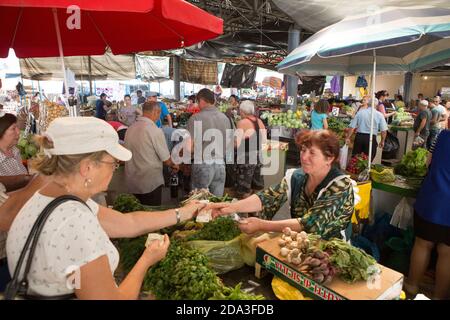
[320,238,378,283]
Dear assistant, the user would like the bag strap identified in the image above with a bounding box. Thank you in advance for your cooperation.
[4,195,90,300]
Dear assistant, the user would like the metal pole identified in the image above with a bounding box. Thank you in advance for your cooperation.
[52,8,72,116]
[88,56,93,96]
[368,50,377,168]
[173,56,181,100]
[287,25,300,110]
[403,71,412,107]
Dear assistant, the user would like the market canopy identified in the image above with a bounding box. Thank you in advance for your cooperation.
[20,51,136,80]
[0,0,223,58]
[277,6,450,76]
[272,0,450,33]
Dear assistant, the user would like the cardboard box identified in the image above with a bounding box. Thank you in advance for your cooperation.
[256,237,404,300]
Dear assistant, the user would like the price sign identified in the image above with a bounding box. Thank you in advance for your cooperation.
[332,107,339,117]
[287,96,294,105]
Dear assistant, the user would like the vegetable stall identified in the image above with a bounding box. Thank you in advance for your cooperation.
[112,192,405,300]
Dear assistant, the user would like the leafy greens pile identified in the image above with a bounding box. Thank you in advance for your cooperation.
[320,238,378,283]
[187,217,241,241]
[394,148,428,177]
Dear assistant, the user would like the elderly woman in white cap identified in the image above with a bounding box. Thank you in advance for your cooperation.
[234,100,267,198]
[5,117,205,300]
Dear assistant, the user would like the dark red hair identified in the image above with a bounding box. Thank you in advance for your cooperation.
[295,130,340,162]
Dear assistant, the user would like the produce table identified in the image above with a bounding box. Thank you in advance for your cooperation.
[371,175,419,216]
[255,237,404,300]
[389,125,414,161]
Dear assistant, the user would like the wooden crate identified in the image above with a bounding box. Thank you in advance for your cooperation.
[255,237,404,300]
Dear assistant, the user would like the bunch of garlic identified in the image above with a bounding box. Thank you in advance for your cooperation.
[278,227,310,266]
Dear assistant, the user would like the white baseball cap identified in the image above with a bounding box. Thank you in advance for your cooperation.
[420,100,429,107]
[44,117,132,161]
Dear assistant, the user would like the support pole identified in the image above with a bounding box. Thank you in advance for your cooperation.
[88,56,93,96]
[286,25,300,110]
[52,8,75,116]
[368,50,377,169]
[173,56,181,101]
[403,71,413,107]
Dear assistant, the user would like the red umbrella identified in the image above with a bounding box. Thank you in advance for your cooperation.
[0,0,223,58]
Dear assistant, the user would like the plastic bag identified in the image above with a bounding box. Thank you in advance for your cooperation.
[382,132,400,159]
[240,233,273,267]
[186,236,244,274]
[413,136,425,148]
[271,277,311,300]
[352,181,371,223]
[390,197,414,230]
[339,144,349,170]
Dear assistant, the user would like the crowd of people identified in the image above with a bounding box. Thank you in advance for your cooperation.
[0,85,448,299]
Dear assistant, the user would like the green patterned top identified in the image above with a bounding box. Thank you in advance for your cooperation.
[255,167,354,240]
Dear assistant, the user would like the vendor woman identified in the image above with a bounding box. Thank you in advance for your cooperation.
[210,130,356,240]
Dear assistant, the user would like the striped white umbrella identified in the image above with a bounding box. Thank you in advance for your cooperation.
[278,6,450,76]
[277,5,450,168]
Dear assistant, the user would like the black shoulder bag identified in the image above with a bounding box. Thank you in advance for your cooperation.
[4,195,90,300]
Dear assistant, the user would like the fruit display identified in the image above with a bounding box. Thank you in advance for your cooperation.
[41,100,68,130]
[261,110,307,129]
[17,132,38,160]
[394,148,428,177]
[346,153,368,175]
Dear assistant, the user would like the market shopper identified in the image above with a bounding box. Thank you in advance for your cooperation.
[345,97,388,161]
[405,130,450,300]
[106,111,128,144]
[310,99,329,130]
[428,99,444,149]
[186,88,232,197]
[394,95,406,109]
[0,113,33,191]
[229,95,240,109]
[147,91,172,128]
[209,130,355,240]
[186,95,200,114]
[124,101,179,206]
[118,94,141,127]
[413,100,432,149]
[5,117,205,299]
[234,100,266,198]
[376,90,396,120]
[0,175,50,291]
[95,93,111,120]
[136,90,146,105]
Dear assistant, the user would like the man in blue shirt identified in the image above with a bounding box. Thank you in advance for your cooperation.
[147,92,172,128]
[345,97,388,161]
[95,93,111,120]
